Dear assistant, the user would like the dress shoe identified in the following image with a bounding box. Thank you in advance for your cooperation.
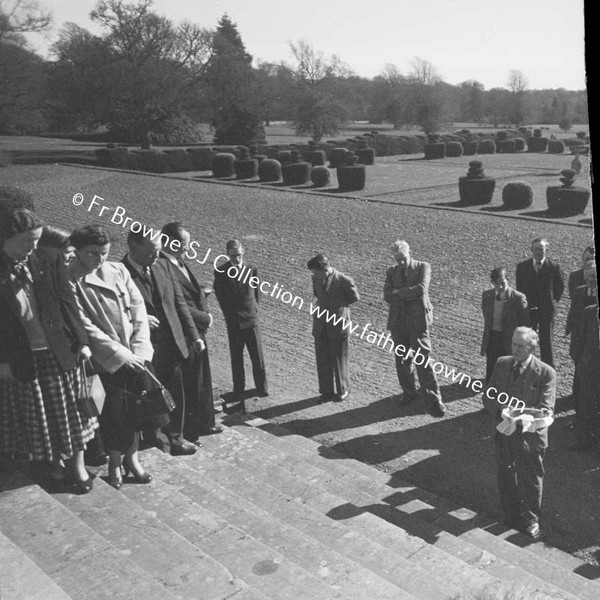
[524,522,541,540]
[123,457,152,484]
[256,389,269,398]
[74,475,94,494]
[317,393,334,404]
[197,426,224,436]
[108,469,123,490]
[170,441,198,456]
[333,391,350,402]
[429,399,446,417]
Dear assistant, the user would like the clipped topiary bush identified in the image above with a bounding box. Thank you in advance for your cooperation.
[329,147,350,168]
[502,182,533,209]
[458,160,495,205]
[546,169,590,216]
[527,136,548,152]
[131,149,173,173]
[576,131,587,139]
[282,161,311,186]
[513,138,526,152]
[496,139,516,154]
[212,153,236,178]
[311,166,331,188]
[95,146,131,169]
[234,148,259,179]
[445,141,463,158]
[186,147,213,171]
[547,140,565,154]
[258,158,281,182]
[478,139,496,154]
[274,150,293,166]
[337,152,366,192]
[423,142,446,159]
[462,140,478,156]
[163,149,193,172]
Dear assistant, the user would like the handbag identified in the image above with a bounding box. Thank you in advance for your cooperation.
[77,361,105,420]
[123,364,176,427]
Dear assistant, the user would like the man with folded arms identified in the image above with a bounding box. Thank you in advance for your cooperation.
[384,239,445,417]
[484,327,556,540]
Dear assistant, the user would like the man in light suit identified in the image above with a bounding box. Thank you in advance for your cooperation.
[481,267,529,384]
[159,222,222,439]
[484,327,556,540]
[214,240,268,403]
[123,231,204,455]
[515,238,564,367]
[384,239,445,417]
[307,253,360,403]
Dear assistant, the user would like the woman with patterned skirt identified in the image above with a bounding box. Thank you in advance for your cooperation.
[0,207,97,493]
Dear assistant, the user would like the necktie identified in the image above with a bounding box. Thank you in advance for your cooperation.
[177,259,191,281]
[400,268,407,286]
[510,362,522,382]
[496,294,502,301]
[141,266,153,290]
[535,261,542,274]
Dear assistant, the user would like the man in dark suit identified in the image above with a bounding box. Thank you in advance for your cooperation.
[214,240,268,403]
[568,245,594,298]
[307,253,360,403]
[123,231,204,455]
[384,240,445,417]
[484,327,556,540]
[481,267,529,384]
[515,238,564,367]
[159,222,222,439]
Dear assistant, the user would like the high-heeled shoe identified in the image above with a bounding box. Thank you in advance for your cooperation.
[107,467,123,490]
[123,457,152,484]
[74,474,94,494]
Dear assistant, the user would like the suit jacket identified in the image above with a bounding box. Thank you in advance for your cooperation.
[69,260,153,374]
[122,255,199,361]
[515,257,564,317]
[565,285,597,360]
[213,260,260,329]
[485,355,556,445]
[568,268,585,299]
[0,247,87,381]
[157,253,211,333]
[480,286,529,354]
[312,268,360,339]
[384,259,433,331]
[579,304,600,369]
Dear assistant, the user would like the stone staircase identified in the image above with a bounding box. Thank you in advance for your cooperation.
[1,413,600,600]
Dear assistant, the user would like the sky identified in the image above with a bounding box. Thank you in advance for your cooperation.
[24,0,588,91]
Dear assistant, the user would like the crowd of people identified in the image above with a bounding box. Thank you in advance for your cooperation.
[0,189,597,543]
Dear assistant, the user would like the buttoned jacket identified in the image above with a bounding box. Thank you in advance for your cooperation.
[69,260,153,374]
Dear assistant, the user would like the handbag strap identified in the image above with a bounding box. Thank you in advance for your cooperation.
[80,359,94,396]
[142,365,165,390]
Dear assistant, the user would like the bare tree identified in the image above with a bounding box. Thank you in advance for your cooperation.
[507,69,529,94]
[289,39,352,85]
[0,0,51,44]
[506,69,529,126]
[406,57,445,133]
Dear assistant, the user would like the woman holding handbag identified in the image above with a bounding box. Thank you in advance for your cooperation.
[0,207,97,493]
[69,224,161,489]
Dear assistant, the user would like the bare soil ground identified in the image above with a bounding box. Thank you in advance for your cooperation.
[1,159,597,567]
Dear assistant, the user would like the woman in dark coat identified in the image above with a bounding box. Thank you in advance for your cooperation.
[0,208,97,492]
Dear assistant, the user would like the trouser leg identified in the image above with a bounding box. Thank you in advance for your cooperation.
[330,335,350,396]
[227,324,246,394]
[245,325,268,392]
[391,327,417,398]
[494,432,523,521]
[515,433,546,526]
[314,330,334,395]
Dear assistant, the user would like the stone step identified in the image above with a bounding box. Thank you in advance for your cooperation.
[50,472,246,600]
[0,529,72,600]
[133,450,419,600]
[234,413,600,592]
[198,420,586,599]
[155,440,515,597]
[0,470,180,600]
[247,404,600,581]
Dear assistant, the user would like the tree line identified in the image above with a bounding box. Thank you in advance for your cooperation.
[0,0,589,144]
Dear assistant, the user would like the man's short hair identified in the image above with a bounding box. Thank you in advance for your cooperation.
[531,238,549,248]
[307,253,330,271]
[127,230,150,247]
[513,326,539,348]
[391,240,410,254]
[582,245,595,260]
[161,222,187,244]
[490,266,507,283]
[226,239,243,252]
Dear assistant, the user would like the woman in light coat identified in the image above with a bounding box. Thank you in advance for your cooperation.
[69,224,158,489]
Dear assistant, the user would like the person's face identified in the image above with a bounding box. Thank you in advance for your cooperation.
[512,331,534,363]
[228,245,244,266]
[163,230,190,259]
[63,245,76,266]
[493,274,508,295]
[582,248,594,266]
[392,250,410,268]
[531,241,547,262]
[584,268,597,291]
[130,238,161,267]
[3,227,43,260]
[77,244,110,272]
